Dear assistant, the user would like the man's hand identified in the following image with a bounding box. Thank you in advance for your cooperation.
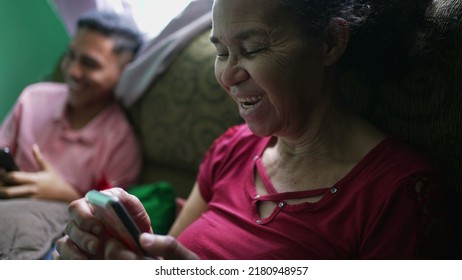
[0,144,80,202]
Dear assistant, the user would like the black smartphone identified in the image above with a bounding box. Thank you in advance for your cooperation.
[85,190,145,255]
[0,147,19,172]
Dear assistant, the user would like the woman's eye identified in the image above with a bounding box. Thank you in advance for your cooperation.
[216,53,229,60]
[214,48,264,61]
[243,49,263,57]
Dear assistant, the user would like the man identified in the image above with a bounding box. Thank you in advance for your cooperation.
[0,9,145,260]
[0,9,143,201]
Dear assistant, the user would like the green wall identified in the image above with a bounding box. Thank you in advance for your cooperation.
[0,0,69,122]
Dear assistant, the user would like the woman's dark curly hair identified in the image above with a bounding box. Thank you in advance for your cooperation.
[279,0,434,74]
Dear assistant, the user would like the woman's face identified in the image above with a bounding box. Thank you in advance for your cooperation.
[211,0,329,138]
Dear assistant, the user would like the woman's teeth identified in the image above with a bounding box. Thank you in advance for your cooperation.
[237,96,262,108]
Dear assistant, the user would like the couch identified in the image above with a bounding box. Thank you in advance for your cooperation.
[49,0,462,258]
[125,28,242,199]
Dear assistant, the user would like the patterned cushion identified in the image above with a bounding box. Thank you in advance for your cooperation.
[127,30,242,198]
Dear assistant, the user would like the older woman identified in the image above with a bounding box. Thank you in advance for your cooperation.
[55,0,447,259]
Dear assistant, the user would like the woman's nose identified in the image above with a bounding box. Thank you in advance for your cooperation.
[219,57,249,88]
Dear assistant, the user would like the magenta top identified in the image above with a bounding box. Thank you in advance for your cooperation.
[178,124,447,259]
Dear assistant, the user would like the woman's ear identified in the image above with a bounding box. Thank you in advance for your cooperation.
[322,17,350,66]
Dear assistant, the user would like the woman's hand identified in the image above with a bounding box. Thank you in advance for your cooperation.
[55,188,155,259]
[103,233,200,260]
[54,193,107,259]
[0,144,80,202]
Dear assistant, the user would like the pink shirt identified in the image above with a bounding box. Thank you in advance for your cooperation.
[0,82,142,195]
[178,124,448,259]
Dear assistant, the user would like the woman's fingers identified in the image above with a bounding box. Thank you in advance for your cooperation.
[64,220,103,256]
[55,234,90,260]
[65,198,106,256]
[139,233,199,260]
[105,238,144,260]
[102,188,153,233]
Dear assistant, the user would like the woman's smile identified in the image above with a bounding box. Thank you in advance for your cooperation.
[237,95,263,109]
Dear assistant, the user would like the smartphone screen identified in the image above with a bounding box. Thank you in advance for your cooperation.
[0,147,19,172]
[85,190,144,255]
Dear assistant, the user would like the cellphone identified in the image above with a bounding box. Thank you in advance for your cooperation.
[0,147,19,172]
[85,190,145,255]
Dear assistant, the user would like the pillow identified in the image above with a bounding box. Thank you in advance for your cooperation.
[127,181,176,235]
[0,198,69,260]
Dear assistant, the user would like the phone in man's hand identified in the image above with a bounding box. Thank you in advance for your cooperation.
[85,190,145,255]
[0,147,19,172]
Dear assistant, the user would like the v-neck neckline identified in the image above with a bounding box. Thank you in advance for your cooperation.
[246,136,392,224]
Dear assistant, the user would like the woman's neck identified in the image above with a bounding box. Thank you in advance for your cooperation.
[262,107,384,193]
[276,104,356,163]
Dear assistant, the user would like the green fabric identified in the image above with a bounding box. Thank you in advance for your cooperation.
[127,181,176,235]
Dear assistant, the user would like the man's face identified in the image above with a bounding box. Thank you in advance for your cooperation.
[61,28,131,109]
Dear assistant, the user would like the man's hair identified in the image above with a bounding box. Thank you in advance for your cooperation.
[77,10,144,57]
